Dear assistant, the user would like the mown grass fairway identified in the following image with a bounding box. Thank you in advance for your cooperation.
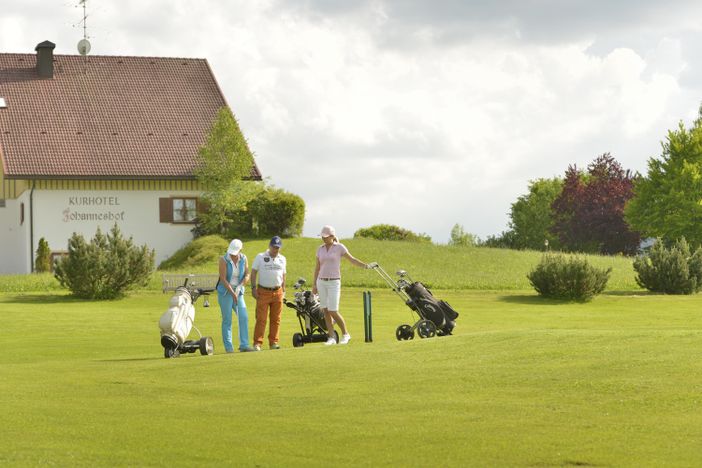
[2,287,702,466]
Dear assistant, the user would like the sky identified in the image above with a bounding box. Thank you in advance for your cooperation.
[3,0,702,242]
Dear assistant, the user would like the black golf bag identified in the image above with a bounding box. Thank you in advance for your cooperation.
[370,263,460,340]
[404,281,459,335]
[284,278,339,347]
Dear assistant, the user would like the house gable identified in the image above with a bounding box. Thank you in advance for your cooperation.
[0,44,262,186]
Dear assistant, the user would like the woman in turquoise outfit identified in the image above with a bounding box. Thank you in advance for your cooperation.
[216,239,253,353]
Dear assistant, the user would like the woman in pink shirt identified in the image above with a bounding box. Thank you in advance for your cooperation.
[313,225,370,345]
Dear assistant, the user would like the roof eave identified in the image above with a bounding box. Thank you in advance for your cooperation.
[4,173,262,181]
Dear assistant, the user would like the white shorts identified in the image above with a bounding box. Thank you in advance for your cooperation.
[316,279,341,311]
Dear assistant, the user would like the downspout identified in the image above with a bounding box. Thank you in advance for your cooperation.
[30,181,35,273]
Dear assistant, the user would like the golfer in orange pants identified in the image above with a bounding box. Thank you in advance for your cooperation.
[250,236,287,350]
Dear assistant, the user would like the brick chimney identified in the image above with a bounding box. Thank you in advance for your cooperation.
[35,40,56,78]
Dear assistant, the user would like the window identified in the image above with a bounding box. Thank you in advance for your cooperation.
[173,198,197,222]
[20,202,24,225]
[159,197,200,224]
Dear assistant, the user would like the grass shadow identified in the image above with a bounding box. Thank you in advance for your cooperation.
[601,290,652,297]
[497,294,572,305]
[96,357,167,362]
[499,290,655,304]
[0,293,83,304]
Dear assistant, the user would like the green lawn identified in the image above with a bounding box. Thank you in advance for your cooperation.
[2,288,701,466]
[0,237,640,293]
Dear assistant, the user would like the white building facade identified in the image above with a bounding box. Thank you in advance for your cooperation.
[0,181,202,274]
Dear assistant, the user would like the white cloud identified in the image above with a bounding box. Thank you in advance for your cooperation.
[3,1,700,242]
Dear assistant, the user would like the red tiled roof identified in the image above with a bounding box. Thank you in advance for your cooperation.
[0,51,262,180]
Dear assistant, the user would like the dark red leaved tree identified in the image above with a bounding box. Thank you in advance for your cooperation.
[551,165,588,251]
[551,153,640,254]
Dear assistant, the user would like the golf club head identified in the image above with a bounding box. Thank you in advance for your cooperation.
[396,270,407,277]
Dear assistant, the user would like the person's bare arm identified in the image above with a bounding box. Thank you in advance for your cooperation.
[343,251,368,269]
[243,259,250,286]
[312,257,320,295]
[250,269,258,299]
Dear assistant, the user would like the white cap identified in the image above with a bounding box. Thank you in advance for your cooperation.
[227,239,243,255]
[320,225,336,237]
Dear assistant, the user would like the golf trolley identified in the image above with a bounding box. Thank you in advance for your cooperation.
[159,274,217,358]
[369,263,459,341]
[284,277,339,347]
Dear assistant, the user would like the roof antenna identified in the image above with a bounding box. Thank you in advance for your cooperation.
[76,0,91,71]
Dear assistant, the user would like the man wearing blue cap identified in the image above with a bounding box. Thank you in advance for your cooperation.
[250,236,287,350]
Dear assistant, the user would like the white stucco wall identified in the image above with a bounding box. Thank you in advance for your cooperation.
[0,189,200,274]
[0,192,31,274]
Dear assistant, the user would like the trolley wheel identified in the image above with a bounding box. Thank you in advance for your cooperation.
[417,320,437,339]
[395,324,414,341]
[164,347,180,358]
[292,333,305,348]
[199,337,214,355]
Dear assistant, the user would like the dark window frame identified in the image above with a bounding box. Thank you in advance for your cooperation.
[159,197,200,224]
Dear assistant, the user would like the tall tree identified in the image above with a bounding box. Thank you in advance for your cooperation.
[508,178,563,250]
[625,110,702,247]
[552,154,640,254]
[195,107,260,235]
[581,154,640,255]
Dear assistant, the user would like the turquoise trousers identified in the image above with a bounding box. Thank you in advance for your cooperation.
[217,291,249,352]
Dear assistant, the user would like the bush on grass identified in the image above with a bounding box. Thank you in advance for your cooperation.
[528,253,611,301]
[633,237,702,294]
[354,224,431,243]
[54,224,155,299]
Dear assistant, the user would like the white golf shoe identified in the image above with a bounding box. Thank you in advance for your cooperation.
[324,337,337,345]
[339,334,351,345]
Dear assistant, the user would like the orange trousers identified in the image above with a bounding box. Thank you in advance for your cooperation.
[253,288,284,346]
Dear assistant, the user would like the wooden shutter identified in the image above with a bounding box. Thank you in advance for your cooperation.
[159,198,173,223]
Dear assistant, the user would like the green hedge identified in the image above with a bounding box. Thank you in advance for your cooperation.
[528,253,611,301]
[354,224,431,243]
[633,238,702,294]
[54,225,155,299]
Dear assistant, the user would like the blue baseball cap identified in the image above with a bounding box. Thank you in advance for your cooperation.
[270,236,283,248]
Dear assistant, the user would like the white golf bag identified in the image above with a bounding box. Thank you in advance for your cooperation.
[159,286,214,358]
[159,287,196,345]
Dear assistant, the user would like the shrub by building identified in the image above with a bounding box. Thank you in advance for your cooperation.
[194,186,305,239]
[54,224,155,299]
[35,238,51,273]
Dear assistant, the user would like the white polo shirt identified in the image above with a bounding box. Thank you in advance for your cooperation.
[252,250,286,288]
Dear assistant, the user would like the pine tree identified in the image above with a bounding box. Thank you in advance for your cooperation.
[35,237,51,273]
